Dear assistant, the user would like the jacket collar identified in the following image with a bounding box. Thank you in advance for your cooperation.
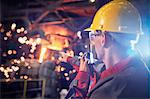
[100,57,132,80]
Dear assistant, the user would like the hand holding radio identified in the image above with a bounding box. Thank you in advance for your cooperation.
[79,55,89,72]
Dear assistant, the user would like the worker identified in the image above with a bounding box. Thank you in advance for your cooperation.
[65,0,149,98]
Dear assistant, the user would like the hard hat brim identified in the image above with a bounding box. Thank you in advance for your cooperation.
[84,27,95,31]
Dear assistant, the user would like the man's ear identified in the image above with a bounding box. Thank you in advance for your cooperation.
[100,33,106,47]
[103,33,112,48]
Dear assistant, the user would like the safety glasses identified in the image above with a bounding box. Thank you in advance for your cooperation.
[89,30,103,41]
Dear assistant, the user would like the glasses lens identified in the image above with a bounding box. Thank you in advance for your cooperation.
[90,30,102,39]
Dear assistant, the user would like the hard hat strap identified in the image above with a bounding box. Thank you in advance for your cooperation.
[130,34,140,50]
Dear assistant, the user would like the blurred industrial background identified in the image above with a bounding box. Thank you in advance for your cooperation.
[0,0,150,98]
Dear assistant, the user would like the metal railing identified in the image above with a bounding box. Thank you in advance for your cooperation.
[0,79,46,98]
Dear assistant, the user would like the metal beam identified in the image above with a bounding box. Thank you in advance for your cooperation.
[34,10,49,24]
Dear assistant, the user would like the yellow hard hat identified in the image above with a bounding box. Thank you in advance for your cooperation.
[85,0,143,35]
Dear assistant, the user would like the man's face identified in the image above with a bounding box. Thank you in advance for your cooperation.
[90,31,105,60]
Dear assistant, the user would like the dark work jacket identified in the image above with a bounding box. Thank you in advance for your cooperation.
[88,57,150,99]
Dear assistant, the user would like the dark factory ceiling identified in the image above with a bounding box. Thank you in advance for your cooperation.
[1,0,149,32]
[1,0,113,31]
[1,0,96,31]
